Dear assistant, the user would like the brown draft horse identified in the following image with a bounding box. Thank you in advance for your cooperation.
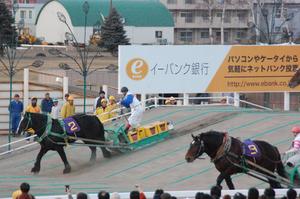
[185,130,286,189]
[289,68,300,88]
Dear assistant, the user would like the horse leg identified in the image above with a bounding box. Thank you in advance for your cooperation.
[89,146,97,163]
[31,147,48,174]
[268,177,282,188]
[225,175,235,190]
[56,147,71,174]
[100,147,111,158]
[216,172,226,189]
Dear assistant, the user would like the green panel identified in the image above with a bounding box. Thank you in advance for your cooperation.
[37,0,174,27]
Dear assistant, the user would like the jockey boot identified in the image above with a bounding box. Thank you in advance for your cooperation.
[124,124,131,135]
[287,162,294,167]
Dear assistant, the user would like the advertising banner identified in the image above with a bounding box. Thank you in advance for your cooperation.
[119,45,300,93]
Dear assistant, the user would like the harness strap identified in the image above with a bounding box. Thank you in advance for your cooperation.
[211,133,232,163]
[37,116,68,143]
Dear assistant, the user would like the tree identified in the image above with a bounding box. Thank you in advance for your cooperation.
[248,0,295,44]
[100,7,129,56]
[0,1,17,50]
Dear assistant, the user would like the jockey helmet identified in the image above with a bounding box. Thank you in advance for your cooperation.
[292,126,300,134]
[53,98,58,103]
[31,96,37,100]
[68,95,74,101]
[109,96,115,101]
[121,87,128,93]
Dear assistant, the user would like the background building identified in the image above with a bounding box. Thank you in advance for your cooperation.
[160,0,252,44]
[35,0,174,44]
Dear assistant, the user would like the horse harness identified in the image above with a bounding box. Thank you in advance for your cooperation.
[24,114,71,144]
[211,133,232,163]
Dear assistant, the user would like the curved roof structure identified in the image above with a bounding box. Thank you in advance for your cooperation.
[36,0,174,27]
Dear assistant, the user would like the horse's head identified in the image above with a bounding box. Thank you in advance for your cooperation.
[17,112,33,135]
[289,68,300,88]
[185,134,205,163]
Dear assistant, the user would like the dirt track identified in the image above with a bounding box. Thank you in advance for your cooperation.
[0,106,298,197]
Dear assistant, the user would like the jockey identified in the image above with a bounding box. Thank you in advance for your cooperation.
[285,126,300,167]
[119,87,143,133]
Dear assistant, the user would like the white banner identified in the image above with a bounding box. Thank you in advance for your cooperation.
[118,45,231,94]
[119,45,300,93]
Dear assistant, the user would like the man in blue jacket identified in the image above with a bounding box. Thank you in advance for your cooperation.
[8,94,23,136]
[41,93,53,114]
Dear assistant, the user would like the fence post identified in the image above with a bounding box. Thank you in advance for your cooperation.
[154,96,158,108]
[284,91,290,111]
[63,76,69,97]
[234,92,240,107]
[183,93,189,106]
[141,94,146,110]
[23,68,29,108]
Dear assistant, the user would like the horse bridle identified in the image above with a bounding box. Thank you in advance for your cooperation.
[22,113,32,133]
[192,137,205,159]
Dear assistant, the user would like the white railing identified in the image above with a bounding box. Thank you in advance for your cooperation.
[0,96,271,157]
[1,189,298,199]
[0,135,37,156]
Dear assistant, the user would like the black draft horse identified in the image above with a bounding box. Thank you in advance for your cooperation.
[289,68,300,88]
[17,112,111,174]
[185,130,286,189]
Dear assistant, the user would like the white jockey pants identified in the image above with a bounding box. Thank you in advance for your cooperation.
[287,152,300,166]
[128,106,143,128]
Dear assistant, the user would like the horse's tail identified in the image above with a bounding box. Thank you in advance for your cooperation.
[274,147,287,178]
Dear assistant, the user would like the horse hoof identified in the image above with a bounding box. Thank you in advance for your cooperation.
[63,167,71,174]
[89,159,96,164]
[103,152,111,158]
[31,167,40,174]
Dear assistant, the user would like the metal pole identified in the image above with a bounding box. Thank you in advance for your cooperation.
[8,72,13,151]
[83,73,87,114]
[83,9,88,114]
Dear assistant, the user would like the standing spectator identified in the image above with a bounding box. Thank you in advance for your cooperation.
[233,193,246,199]
[8,94,23,136]
[51,98,60,119]
[65,93,70,101]
[108,95,118,118]
[17,182,34,199]
[111,192,120,199]
[41,93,53,114]
[248,187,259,199]
[195,192,205,199]
[263,188,275,199]
[98,191,110,199]
[223,195,231,199]
[161,193,172,199]
[94,90,106,110]
[210,186,221,199]
[26,97,40,113]
[153,189,164,199]
[12,189,22,199]
[61,95,75,119]
[287,188,297,199]
[95,99,110,123]
[130,191,140,199]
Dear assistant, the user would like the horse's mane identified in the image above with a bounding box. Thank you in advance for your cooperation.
[201,130,225,138]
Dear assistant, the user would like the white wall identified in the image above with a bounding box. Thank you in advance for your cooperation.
[125,26,174,44]
[36,1,74,43]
